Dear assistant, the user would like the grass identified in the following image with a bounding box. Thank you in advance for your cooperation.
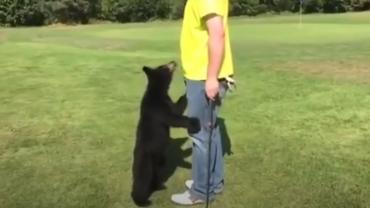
[1,12,370,208]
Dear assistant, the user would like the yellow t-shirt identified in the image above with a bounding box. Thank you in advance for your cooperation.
[180,0,234,80]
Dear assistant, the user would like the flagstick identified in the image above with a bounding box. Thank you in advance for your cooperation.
[299,0,303,28]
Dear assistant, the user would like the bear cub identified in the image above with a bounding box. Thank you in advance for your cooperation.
[131,61,200,206]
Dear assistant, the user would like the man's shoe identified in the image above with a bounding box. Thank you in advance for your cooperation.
[185,180,223,194]
[171,190,205,205]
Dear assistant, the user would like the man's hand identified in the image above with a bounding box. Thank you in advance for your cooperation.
[205,78,219,101]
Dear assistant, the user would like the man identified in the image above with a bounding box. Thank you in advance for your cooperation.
[171,0,234,205]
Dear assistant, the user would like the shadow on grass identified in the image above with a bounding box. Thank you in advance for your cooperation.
[159,117,233,186]
[160,137,192,185]
[219,117,233,156]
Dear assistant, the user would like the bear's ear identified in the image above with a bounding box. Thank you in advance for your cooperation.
[142,66,152,75]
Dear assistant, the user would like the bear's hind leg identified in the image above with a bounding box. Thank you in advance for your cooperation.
[131,157,153,207]
[151,155,166,191]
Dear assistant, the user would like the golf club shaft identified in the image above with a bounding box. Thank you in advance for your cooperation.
[206,99,215,208]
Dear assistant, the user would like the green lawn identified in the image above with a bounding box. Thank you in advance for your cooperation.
[1,12,370,208]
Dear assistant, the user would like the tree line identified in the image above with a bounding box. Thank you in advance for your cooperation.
[0,0,369,26]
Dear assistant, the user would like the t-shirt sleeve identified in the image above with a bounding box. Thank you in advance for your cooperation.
[198,0,224,19]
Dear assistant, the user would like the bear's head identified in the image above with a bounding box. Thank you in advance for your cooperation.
[143,61,177,92]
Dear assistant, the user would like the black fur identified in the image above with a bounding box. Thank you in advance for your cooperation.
[131,61,200,206]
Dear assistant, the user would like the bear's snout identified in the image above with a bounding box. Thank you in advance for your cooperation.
[167,61,177,72]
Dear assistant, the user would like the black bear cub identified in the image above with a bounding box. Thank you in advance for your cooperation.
[131,61,200,206]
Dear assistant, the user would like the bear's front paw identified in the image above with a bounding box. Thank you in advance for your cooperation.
[179,94,187,103]
[188,117,201,134]
[177,94,187,107]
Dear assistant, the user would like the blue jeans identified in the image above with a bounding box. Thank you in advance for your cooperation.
[185,79,228,200]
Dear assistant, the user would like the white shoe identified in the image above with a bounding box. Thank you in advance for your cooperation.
[185,180,223,194]
[171,190,205,205]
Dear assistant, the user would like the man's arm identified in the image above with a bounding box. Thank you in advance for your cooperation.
[204,14,225,100]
